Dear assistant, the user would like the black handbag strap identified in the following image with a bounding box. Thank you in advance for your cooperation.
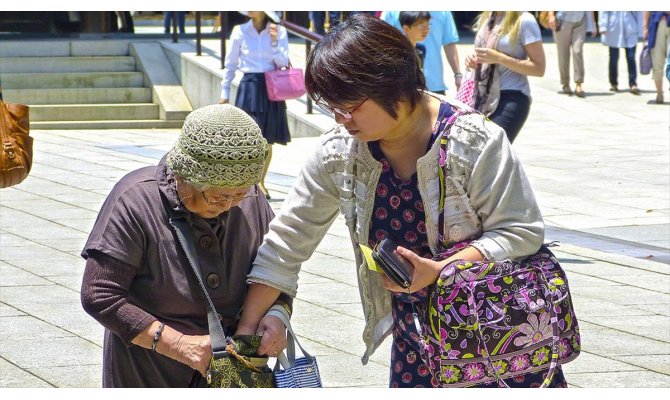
[163,197,228,356]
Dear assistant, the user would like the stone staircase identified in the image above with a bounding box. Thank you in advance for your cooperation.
[0,40,191,129]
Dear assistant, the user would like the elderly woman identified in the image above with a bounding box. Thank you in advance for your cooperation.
[236,15,565,387]
[80,104,290,387]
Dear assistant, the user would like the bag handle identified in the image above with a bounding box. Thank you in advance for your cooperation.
[272,60,292,71]
[163,198,228,357]
[266,308,316,370]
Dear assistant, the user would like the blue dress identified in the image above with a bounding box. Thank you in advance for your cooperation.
[367,102,568,388]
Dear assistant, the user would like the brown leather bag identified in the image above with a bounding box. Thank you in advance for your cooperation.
[0,100,32,188]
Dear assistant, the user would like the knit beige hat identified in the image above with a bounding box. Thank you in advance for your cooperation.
[166,104,269,188]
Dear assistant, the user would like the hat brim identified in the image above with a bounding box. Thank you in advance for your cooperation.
[238,11,280,23]
[264,11,280,23]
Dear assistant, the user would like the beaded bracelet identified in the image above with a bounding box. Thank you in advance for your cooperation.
[151,322,165,351]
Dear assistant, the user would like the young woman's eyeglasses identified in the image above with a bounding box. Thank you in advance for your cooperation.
[315,97,368,119]
[201,185,258,205]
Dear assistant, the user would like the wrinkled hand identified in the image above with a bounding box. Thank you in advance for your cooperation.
[170,334,212,377]
[464,53,478,70]
[256,315,287,357]
[378,245,443,294]
[269,23,278,42]
[474,47,502,64]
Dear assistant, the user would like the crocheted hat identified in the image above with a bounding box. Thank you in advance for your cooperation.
[166,104,269,188]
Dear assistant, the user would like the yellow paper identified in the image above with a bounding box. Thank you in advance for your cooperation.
[359,244,383,273]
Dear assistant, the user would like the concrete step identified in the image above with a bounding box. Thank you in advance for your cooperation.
[1,72,145,89]
[30,119,185,130]
[4,87,152,105]
[0,40,130,57]
[0,56,136,73]
[29,104,159,121]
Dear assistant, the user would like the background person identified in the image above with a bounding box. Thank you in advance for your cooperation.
[164,11,186,34]
[235,14,564,388]
[399,11,431,67]
[598,11,644,94]
[381,10,462,94]
[219,11,291,200]
[80,104,290,387]
[464,11,546,143]
[643,11,670,104]
[546,11,596,97]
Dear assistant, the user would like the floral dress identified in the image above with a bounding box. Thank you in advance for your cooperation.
[367,102,568,388]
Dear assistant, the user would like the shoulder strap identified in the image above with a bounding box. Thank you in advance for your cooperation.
[163,198,228,357]
[436,108,479,246]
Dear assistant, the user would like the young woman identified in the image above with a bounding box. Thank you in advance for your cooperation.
[465,11,546,143]
[235,14,566,388]
[219,11,291,199]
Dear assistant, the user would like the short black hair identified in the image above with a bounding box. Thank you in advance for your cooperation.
[304,14,426,119]
[399,11,431,28]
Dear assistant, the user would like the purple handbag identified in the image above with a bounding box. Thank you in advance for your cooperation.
[264,63,307,101]
[417,108,581,387]
[640,44,652,75]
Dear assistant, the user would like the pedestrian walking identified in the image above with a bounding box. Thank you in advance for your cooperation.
[464,11,546,143]
[643,11,670,103]
[381,11,462,94]
[80,104,290,387]
[219,11,292,200]
[234,14,565,388]
[545,11,596,97]
[598,11,644,94]
[399,11,431,67]
[164,11,186,34]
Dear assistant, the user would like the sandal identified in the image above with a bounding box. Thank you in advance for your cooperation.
[575,84,585,98]
[561,85,573,95]
[629,85,640,95]
[656,93,664,104]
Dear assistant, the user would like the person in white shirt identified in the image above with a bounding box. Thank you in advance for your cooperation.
[219,11,291,199]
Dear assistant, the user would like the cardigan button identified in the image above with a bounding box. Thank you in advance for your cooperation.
[207,273,221,289]
[199,235,214,249]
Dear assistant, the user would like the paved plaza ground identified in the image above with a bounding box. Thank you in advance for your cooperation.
[0,31,668,391]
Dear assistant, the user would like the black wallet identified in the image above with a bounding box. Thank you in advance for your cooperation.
[372,238,414,289]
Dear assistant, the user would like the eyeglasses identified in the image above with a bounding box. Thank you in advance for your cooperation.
[177,180,257,206]
[315,97,368,120]
[201,185,258,205]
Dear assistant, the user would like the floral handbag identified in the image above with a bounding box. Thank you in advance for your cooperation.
[417,109,581,388]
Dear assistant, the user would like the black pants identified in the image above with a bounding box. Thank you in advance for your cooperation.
[489,90,531,144]
[608,46,637,87]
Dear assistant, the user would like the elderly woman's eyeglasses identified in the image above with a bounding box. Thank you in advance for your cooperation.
[315,97,368,119]
[177,180,258,205]
[201,185,258,205]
